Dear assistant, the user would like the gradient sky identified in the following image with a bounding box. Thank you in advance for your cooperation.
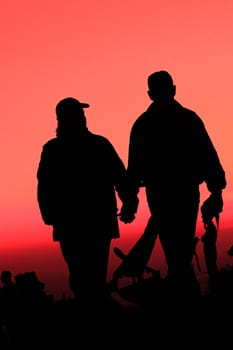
[1,0,233,299]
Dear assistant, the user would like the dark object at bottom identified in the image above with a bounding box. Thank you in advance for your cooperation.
[201,220,218,278]
[228,245,233,256]
[116,271,201,307]
[108,216,158,291]
[116,272,162,305]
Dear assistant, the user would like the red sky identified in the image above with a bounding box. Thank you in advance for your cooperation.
[0,0,233,300]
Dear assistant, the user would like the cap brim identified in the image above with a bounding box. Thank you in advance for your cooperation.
[81,103,90,108]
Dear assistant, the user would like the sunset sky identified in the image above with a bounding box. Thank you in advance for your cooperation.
[0,0,233,300]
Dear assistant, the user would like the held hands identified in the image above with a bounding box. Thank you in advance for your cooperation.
[118,204,136,224]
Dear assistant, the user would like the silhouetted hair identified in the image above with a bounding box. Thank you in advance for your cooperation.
[148,70,174,91]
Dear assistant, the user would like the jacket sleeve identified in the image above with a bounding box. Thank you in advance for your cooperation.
[106,139,139,215]
[197,118,226,193]
[118,122,142,216]
[36,143,56,225]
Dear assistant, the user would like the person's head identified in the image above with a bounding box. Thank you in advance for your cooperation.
[1,270,13,286]
[55,97,90,138]
[147,70,176,103]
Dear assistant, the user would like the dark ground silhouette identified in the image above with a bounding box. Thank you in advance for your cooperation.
[0,263,232,348]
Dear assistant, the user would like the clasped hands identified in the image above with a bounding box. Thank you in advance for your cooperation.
[118,204,136,224]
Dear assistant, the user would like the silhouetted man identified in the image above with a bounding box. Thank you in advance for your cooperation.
[119,70,226,298]
[37,97,128,311]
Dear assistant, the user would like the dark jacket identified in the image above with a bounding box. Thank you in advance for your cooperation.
[37,131,127,241]
[126,100,226,201]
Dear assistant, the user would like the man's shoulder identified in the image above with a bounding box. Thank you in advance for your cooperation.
[174,101,201,118]
[133,101,199,119]
[88,131,113,146]
[132,111,150,126]
[177,104,205,127]
[42,138,58,149]
[131,101,203,131]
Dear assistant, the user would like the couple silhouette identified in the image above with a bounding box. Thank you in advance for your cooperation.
[37,70,226,311]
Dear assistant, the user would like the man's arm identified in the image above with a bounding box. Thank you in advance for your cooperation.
[118,123,142,223]
[198,119,226,224]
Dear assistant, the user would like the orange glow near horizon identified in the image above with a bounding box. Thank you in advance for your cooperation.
[1,0,233,299]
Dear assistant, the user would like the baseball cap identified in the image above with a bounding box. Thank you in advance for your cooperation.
[56,97,90,120]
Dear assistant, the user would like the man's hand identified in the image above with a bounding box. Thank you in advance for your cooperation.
[201,192,223,224]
